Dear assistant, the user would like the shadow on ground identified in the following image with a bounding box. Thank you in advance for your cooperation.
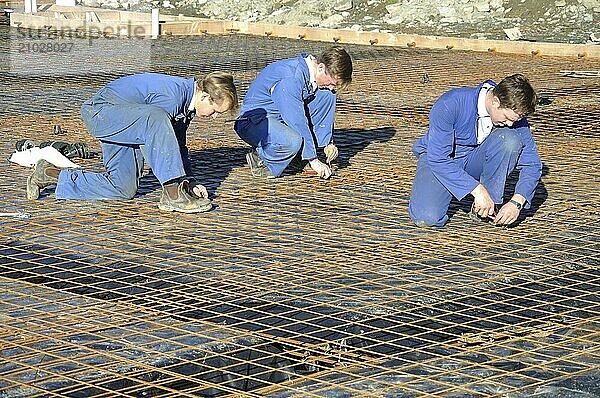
[138,126,397,196]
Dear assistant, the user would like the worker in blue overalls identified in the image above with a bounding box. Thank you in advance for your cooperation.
[409,74,542,227]
[26,72,238,213]
[234,46,353,179]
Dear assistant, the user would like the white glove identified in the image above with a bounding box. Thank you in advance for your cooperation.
[308,159,332,179]
[324,143,339,163]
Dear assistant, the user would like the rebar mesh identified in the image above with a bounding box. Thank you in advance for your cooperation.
[1,26,599,398]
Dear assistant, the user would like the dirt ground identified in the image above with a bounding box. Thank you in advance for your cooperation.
[91,0,600,43]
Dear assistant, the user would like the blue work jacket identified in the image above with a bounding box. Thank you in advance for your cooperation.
[105,73,196,176]
[413,81,542,205]
[240,54,323,159]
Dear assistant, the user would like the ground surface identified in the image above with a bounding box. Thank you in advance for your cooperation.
[83,0,600,43]
[1,25,600,398]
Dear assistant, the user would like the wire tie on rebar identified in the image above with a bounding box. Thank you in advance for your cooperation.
[370,38,378,45]
[407,41,416,48]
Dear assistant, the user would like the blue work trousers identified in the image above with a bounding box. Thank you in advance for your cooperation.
[409,127,524,227]
[56,88,186,200]
[235,90,335,177]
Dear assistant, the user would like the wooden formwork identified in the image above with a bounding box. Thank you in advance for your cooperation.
[8,4,600,58]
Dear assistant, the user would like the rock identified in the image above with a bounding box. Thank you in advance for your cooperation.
[591,32,600,41]
[437,5,457,17]
[440,16,459,23]
[580,0,600,8]
[333,0,352,12]
[462,5,474,15]
[489,0,503,9]
[99,0,119,8]
[320,13,344,28]
[474,1,490,12]
[384,2,410,24]
[555,0,566,6]
[503,26,523,40]
[385,2,403,15]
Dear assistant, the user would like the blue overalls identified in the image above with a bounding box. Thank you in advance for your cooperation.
[55,73,195,200]
[408,81,542,227]
[234,54,336,177]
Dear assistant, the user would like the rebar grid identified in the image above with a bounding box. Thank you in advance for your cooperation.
[1,27,599,398]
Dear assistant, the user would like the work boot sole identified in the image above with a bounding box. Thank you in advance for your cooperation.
[26,174,40,200]
[158,201,213,213]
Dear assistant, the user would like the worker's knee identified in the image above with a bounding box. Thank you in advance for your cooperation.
[496,128,523,155]
[289,133,303,154]
[117,184,138,200]
[408,205,448,228]
[411,215,447,228]
[109,176,139,200]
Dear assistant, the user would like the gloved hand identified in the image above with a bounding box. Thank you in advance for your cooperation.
[309,159,332,179]
[39,141,94,159]
[324,143,339,163]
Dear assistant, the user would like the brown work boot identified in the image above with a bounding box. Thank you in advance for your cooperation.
[26,159,59,200]
[158,180,212,213]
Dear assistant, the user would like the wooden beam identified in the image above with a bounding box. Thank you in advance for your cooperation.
[10,5,599,58]
[162,18,600,59]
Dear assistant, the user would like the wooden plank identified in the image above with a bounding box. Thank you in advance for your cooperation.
[162,18,599,59]
[10,5,599,58]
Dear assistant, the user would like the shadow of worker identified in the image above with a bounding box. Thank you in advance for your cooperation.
[187,146,250,196]
[332,126,397,171]
[233,106,397,177]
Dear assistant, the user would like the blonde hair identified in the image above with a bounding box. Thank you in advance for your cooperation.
[198,72,239,113]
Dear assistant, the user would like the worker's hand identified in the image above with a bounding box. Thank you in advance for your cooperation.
[493,195,525,225]
[190,181,209,199]
[324,143,339,163]
[309,159,332,179]
[493,202,520,226]
[471,184,496,219]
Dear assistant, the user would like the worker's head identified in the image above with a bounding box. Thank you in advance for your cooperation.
[488,74,537,127]
[315,46,353,92]
[194,72,239,118]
